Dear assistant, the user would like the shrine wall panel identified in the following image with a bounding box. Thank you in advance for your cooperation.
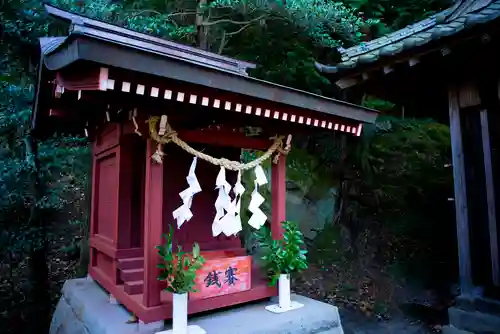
[96,251,115,281]
[95,123,121,155]
[130,139,146,249]
[95,150,119,243]
[163,145,241,251]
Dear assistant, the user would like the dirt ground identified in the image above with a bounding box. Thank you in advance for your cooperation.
[293,263,448,333]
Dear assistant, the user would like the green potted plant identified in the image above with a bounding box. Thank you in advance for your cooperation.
[156,226,206,334]
[255,220,308,313]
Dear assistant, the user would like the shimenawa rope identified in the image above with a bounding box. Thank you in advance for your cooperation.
[147,116,290,169]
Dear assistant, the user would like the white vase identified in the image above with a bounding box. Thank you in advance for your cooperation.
[278,273,292,309]
[265,273,304,314]
[155,293,205,334]
[172,293,188,334]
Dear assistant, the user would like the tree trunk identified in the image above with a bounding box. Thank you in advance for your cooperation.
[335,135,357,252]
[196,0,209,50]
[76,164,92,277]
[25,134,51,333]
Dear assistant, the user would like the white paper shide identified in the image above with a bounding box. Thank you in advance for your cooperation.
[212,168,246,237]
[248,165,268,230]
[173,157,201,228]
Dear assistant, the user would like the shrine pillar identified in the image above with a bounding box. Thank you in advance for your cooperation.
[271,154,286,240]
[143,139,164,307]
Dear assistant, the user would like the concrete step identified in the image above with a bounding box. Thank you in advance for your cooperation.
[441,325,474,334]
[457,295,500,316]
[120,268,144,282]
[449,306,500,334]
[124,280,143,295]
[117,257,144,270]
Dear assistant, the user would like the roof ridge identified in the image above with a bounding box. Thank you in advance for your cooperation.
[316,0,500,75]
[338,15,439,61]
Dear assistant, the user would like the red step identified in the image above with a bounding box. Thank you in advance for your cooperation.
[124,280,143,295]
[117,257,144,270]
[121,268,144,282]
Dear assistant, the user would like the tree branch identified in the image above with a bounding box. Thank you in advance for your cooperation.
[131,10,197,18]
[226,22,253,36]
[167,11,197,18]
[218,31,227,54]
[201,14,267,27]
[131,9,162,16]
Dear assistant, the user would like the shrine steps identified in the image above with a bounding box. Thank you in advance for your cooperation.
[117,257,144,270]
[124,280,143,295]
[121,268,144,282]
[118,256,145,295]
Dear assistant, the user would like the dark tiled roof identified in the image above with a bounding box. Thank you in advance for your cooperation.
[43,5,256,76]
[33,5,379,132]
[316,0,500,74]
[40,37,67,55]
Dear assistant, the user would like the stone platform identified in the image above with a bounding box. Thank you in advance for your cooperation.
[50,278,344,334]
[445,294,500,334]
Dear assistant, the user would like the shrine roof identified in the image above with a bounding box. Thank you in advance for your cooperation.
[32,5,377,133]
[315,0,500,76]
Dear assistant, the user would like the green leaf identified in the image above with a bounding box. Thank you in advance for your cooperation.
[155,226,206,293]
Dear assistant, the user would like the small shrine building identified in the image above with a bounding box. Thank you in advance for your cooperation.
[33,5,378,323]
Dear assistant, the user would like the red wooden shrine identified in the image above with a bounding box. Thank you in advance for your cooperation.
[32,5,378,323]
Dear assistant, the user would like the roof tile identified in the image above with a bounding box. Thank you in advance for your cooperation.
[317,0,500,74]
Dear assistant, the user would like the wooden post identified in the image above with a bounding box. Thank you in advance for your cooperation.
[89,145,98,270]
[271,154,286,240]
[449,87,473,295]
[143,140,164,307]
[480,109,500,287]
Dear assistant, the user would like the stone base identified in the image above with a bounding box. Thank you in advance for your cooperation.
[50,278,344,334]
[157,325,206,334]
[441,325,474,334]
[180,294,343,334]
[265,301,304,313]
[49,278,164,334]
[448,295,500,334]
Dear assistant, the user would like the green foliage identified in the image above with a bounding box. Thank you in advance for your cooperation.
[47,0,378,95]
[361,95,396,113]
[156,226,206,293]
[345,0,452,33]
[255,221,308,285]
[0,1,91,332]
[309,116,452,284]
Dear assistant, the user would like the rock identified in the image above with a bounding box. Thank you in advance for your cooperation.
[49,279,164,334]
[50,295,89,334]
